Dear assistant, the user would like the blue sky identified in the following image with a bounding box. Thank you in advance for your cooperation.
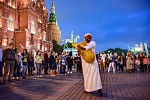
[45,0,150,52]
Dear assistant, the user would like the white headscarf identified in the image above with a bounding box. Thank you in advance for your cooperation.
[84,33,92,38]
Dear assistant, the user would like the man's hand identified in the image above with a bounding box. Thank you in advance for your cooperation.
[78,45,86,50]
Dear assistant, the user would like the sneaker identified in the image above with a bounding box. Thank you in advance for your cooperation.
[22,76,26,79]
[39,75,43,78]
[70,71,72,73]
[67,71,70,73]
[11,77,15,79]
[51,75,56,76]
[37,75,40,78]
[18,77,21,81]
[8,80,12,82]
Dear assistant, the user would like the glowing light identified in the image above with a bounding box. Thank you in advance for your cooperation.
[45,47,47,51]
[38,43,40,49]
[8,16,14,31]
[42,46,44,51]
[26,41,29,48]
[134,47,141,52]
[2,39,7,46]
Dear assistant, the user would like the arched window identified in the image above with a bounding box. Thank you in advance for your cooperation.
[12,0,15,8]
[8,16,14,31]
[30,21,35,34]
[8,0,16,8]
[43,31,46,41]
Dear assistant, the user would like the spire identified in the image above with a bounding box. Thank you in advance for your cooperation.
[50,0,55,13]
[49,0,56,23]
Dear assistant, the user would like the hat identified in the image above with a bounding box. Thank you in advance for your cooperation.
[84,33,92,38]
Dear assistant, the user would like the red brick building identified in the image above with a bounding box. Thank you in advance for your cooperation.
[0,0,60,54]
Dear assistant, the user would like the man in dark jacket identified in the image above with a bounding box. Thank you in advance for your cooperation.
[3,43,16,84]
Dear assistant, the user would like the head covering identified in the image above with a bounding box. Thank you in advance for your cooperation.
[84,33,92,38]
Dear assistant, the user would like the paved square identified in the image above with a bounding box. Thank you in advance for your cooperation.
[0,72,150,100]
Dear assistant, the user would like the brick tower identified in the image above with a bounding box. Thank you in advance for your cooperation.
[48,0,61,45]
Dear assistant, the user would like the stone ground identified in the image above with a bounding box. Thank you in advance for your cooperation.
[0,71,150,100]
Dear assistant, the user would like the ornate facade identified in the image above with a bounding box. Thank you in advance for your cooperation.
[0,0,60,53]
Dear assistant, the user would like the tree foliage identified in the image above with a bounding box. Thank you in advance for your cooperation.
[52,40,63,55]
[105,48,128,55]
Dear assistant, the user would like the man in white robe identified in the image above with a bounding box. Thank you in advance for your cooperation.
[78,33,102,96]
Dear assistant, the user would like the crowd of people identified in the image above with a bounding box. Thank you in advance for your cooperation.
[0,42,150,85]
[97,51,150,73]
[0,43,83,85]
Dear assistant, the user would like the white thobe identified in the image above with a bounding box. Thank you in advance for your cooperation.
[82,41,102,92]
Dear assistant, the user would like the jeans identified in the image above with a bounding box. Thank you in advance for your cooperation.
[36,63,42,75]
[3,61,15,80]
[28,61,34,75]
[68,64,72,72]
[108,62,115,73]
[0,61,3,77]
[44,61,48,74]
[22,64,28,77]
[60,65,66,74]
[14,63,21,78]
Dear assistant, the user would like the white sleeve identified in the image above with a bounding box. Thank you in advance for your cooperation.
[84,41,96,50]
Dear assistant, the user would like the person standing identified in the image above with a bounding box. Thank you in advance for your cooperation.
[108,52,115,73]
[22,49,29,79]
[75,53,82,73]
[126,56,134,72]
[143,56,149,72]
[14,50,23,80]
[101,52,107,72]
[77,33,102,96]
[0,46,3,77]
[66,51,73,73]
[3,43,16,83]
[59,51,66,75]
[28,52,34,75]
[0,46,3,84]
[43,51,49,75]
[49,50,57,76]
[35,51,43,78]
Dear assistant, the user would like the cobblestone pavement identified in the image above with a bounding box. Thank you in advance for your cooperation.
[0,72,150,100]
